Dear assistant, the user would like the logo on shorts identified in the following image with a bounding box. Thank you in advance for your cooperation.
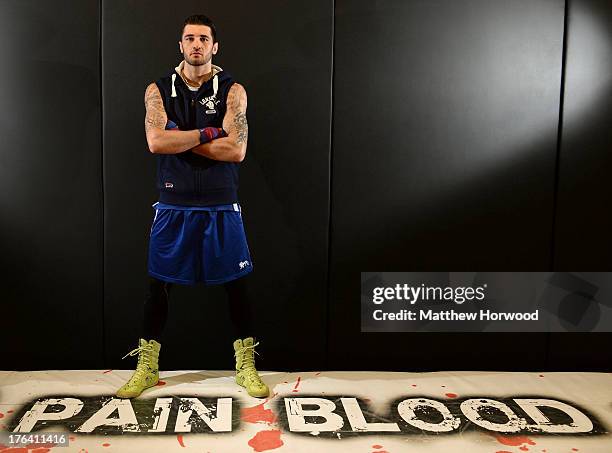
[164,182,174,188]
[239,260,250,270]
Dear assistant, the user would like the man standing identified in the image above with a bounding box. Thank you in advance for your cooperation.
[116,14,268,399]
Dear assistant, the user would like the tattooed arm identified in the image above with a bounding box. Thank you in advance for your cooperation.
[191,83,248,162]
[144,83,201,154]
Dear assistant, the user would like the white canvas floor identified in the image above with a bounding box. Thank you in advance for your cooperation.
[1,370,611,452]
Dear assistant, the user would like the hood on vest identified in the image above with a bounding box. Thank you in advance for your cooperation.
[170,61,231,98]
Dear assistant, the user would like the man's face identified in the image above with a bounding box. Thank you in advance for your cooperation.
[179,24,218,67]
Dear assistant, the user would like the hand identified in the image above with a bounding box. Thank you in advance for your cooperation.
[199,127,227,144]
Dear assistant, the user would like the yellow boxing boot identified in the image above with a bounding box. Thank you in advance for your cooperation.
[116,339,161,398]
[233,337,269,398]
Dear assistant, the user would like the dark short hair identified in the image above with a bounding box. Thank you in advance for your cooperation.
[181,15,217,43]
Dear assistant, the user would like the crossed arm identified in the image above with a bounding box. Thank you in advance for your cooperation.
[144,82,247,162]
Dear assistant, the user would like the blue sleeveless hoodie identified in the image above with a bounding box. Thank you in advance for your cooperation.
[154,64,239,206]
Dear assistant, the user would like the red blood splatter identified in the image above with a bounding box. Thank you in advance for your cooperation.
[519,447,529,451]
[572,449,579,452]
[0,413,3,418]
[177,434,185,447]
[102,369,113,374]
[372,451,389,453]
[445,393,458,398]
[494,435,536,447]
[441,385,446,387]
[241,403,277,424]
[314,372,321,376]
[156,380,166,386]
[411,384,417,387]
[6,410,13,414]
[69,437,76,441]
[248,429,283,452]
[539,374,544,378]
[102,443,111,447]
[292,376,301,392]
[372,446,383,449]
[32,449,51,453]
[496,451,513,453]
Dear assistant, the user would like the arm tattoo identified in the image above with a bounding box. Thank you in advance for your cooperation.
[233,111,248,145]
[144,83,167,132]
[225,84,248,146]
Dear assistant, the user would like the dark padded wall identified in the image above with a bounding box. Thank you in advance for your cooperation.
[0,1,103,369]
[329,0,565,370]
[550,0,612,369]
[102,1,332,370]
[555,0,612,269]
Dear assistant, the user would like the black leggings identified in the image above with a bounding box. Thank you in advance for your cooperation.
[142,276,254,342]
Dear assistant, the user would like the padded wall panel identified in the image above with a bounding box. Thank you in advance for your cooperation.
[550,0,612,371]
[0,1,103,369]
[329,0,565,370]
[102,1,332,370]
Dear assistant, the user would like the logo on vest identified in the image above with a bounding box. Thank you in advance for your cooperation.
[164,182,174,189]
[239,260,250,270]
[200,95,221,114]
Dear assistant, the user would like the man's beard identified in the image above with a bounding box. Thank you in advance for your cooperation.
[184,50,212,67]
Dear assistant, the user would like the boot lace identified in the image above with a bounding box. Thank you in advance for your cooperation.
[122,343,154,383]
[235,342,264,384]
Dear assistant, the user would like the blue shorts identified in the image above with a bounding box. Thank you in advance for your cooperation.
[148,202,253,285]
